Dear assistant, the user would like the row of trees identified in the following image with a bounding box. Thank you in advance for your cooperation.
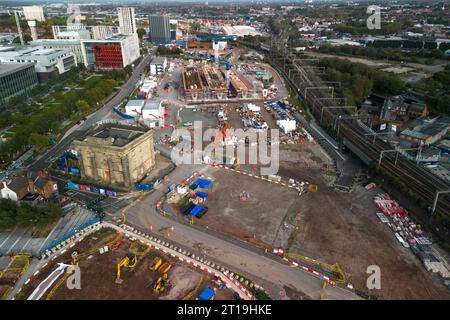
[368,40,450,53]
[336,21,410,36]
[317,44,449,62]
[410,64,450,116]
[0,199,63,230]
[317,58,405,106]
[0,73,118,166]
[156,45,183,56]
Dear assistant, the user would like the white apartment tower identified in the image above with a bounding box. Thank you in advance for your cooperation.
[117,7,137,35]
[23,6,45,22]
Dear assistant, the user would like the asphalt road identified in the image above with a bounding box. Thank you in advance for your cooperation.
[29,54,153,172]
[123,163,361,300]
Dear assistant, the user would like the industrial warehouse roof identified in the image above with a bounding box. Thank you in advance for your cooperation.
[222,25,262,37]
[400,129,429,140]
[0,62,35,78]
[0,46,62,56]
[125,100,145,108]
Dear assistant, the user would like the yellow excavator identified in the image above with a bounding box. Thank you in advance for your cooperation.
[153,273,170,294]
[116,254,137,284]
[150,257,162,272]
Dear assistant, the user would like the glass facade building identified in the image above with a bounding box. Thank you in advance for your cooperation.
[0,63,38,108]
[149,15,170,45]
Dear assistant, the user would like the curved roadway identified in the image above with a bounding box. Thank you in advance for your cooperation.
[123,163,361,300]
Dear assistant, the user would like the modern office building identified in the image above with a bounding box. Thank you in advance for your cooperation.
[149,15,170,44]
[117,7,137,35]
[0,63,38,108]
[29,39,84,67]
[52,25,117,40]
[0,46,77,82]
[81,34,140,69]
[23,6,45,22]
[54,30,91,40]
[72,123,156,188]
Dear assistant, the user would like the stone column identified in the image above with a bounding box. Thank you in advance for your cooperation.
[121,156,131,188]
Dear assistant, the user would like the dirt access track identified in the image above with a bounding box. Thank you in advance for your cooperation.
[16,228,234,300]
[179,143,450,299]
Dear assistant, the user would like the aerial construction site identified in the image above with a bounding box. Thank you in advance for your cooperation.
[2,2,450,307]
[181,62,259,102]
[15,227,238,300]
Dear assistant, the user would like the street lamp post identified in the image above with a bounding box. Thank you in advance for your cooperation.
[431,190,450,216]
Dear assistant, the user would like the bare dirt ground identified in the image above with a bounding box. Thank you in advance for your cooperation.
[274,151,450,300]
[177,141,450,299]
[17,228,233,300]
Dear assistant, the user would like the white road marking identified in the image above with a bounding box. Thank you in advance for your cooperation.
[0,227,17,250]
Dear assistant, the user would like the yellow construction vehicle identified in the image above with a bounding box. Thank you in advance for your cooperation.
[116,254,137,284]
[150,257,162,272]
[158,262,172,275]
[153,273,170,294]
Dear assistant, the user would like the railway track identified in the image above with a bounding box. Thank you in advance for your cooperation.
[237,39,450,239]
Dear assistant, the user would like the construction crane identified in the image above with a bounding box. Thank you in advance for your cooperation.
[116,254,137,284]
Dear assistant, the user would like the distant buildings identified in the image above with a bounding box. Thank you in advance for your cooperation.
[72,123,156,188]
[222,25,262,37]
[0,63,38,108]
[80,34,140,69]
[92,26,115,40]
[399,117,450,147]
[23,6,45,22]
[54,30,91,40]
[52,25,116,40]
[361,94,429,131]
[117,7,137,35]
[0,46,77,82]
[149,15,171,44]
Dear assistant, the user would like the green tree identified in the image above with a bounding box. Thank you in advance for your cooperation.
[137,28,147,40]
[75,99,91,113]
[29,133,50,149]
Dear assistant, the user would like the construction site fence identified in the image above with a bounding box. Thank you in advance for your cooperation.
[40,216,101,256]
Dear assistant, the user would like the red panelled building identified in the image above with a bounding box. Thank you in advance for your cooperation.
[94,45,123,69]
